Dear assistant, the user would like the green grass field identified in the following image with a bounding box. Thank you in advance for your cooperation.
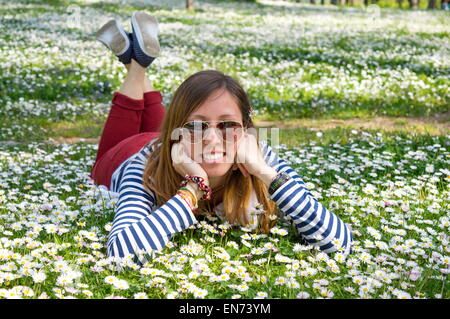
[0,0,448,299]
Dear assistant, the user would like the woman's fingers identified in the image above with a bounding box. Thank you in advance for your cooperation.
[238,163,250,177]
[235,130,252,178]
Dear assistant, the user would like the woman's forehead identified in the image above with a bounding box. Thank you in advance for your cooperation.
[188,90,242,121]
[189,113,238,120]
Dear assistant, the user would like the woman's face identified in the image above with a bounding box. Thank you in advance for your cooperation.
[184,88,244,178]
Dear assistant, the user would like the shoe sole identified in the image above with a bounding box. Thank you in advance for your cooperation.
[95,19,130,56]
[131,12,160,57]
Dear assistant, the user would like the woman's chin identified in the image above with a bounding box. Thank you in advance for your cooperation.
[201,163,232,177]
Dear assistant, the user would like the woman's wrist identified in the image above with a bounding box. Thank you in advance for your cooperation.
[177,188,198,211]
[186,181,203,199]
[268,171,292,195]
[256,165,278,188]
[179,174,212,201]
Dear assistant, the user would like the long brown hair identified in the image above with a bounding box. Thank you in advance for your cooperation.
[142,70,278,233]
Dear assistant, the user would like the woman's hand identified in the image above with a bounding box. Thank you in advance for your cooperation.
[171,137,209,183]
[234,130,278,187]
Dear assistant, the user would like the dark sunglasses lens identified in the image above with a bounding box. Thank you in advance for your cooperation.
[218,122,243,141]
[218,121,242,130]
[184,121,207,130]
[183,121,206,142]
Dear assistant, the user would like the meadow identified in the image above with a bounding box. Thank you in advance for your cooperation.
[0,0,448,299]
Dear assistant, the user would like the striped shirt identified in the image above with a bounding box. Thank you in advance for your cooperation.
[107,138,353,261]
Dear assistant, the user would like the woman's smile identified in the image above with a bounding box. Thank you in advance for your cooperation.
[202,152,226,163]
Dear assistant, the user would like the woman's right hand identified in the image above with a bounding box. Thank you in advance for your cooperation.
[171,137,209,184]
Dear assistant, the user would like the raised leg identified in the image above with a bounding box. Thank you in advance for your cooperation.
[93,59,147,165]
[124,62,166,133]
[119,59,146,99]
[141,84,165,133]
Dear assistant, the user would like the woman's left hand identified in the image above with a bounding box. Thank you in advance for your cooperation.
[233,130,278,186]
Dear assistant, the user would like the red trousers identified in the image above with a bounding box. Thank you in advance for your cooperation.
[90,91,165,189]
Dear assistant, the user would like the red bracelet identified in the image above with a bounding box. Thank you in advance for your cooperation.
[179,175,212,201]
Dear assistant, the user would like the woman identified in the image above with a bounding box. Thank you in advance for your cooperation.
[91,12,353,263]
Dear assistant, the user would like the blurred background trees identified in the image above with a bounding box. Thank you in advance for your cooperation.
[185,0,449,10]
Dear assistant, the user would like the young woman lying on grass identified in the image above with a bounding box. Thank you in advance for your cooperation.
[90,12,353,263]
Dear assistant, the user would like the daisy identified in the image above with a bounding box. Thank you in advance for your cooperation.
[104,275,118,285]
[134,292,148,299]
[344,287,355,294]
[287,279,300,289]
[296,291,310,299]
[113,279,129,290]
[257,275,268,283]
[21,287,34,297]
[166,292,179,299]
[32,271,46,283]
[236,284,249,292]
[334,252,346,263]
[254,292,268,300]
[193,288,208,299]
[216,273,230,281]
[274,277,287,285]
[90,242,102,250]
[320,288,334,298]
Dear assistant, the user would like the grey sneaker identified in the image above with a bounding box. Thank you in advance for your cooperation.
[131,12,160,68]
[96,19,132,64]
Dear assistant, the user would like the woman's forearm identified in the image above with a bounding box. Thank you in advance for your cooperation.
[270,179,353,254]
[107,193,198,259]
[255,165,278,188]
[259,140,353,254]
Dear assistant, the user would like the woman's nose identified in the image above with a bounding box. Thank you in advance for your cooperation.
[203,127,223,144]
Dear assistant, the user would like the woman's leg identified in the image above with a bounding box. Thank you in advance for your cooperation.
[142,77,166,133]
[122,64,165,133]
[127,63,166,133]
[119,60,146,99]
[93,59,146,165]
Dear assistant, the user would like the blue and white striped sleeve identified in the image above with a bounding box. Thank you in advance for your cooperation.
[260,141,353,255]
[107,154,197,260]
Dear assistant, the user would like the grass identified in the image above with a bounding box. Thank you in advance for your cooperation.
[0,129,448,299]
[44,117,104,139]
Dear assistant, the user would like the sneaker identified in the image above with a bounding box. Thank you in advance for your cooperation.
[131,12,160,68]
[96,19,132,64]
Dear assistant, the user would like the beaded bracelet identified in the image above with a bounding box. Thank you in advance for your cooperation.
[179,175,212,201]
[268,172,292,196]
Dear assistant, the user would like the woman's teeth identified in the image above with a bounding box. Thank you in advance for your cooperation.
[202,152,225,163]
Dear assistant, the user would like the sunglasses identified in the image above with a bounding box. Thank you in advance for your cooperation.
[181,120,244,143]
